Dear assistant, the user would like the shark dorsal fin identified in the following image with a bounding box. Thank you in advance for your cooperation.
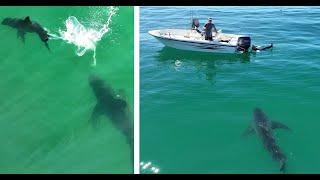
[24,16,31,23]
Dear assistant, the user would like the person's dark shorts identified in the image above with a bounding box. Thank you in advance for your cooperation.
[205,36,213,41]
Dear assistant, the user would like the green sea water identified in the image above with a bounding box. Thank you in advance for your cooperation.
[140,6,320,174]
[0,6,134,174]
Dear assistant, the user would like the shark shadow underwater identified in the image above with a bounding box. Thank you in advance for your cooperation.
[88,74,134,172]
[1,16,52,52]
[243,108,291,174]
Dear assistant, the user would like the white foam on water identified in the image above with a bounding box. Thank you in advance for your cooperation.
[49,6,118,66]
[175,60,182,67]
[174,60,183,71]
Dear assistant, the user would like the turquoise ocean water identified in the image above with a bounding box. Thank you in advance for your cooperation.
[140,6,320,174]
[0,6,134,174]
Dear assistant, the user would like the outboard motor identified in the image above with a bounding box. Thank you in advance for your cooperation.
[237,36,251,52]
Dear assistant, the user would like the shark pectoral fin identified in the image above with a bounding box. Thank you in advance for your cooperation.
[17,30,26,43]
[89,103,103,128]
[128,104,132,113]
[119,98,131,112]
[116,89,132,112]
[271,121,291,131]
[242,126,255,136]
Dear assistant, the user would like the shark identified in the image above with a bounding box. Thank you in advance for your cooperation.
[2,16,52,52]
[243,108,291,173]
[88,74,133,172]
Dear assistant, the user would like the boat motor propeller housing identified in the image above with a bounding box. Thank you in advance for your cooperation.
[237,36,251,52]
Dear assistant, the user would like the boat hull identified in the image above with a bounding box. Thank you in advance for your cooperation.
[154,36,237,53]
[149,29,240,54]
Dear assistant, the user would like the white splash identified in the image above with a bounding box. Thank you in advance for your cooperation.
[174,60,183,71]
[49,6,118,66]
[175,60,182,67]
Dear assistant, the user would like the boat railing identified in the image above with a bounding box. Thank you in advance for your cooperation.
[158,26,191,30]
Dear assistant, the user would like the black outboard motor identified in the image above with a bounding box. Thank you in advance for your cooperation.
[237,36,251,52]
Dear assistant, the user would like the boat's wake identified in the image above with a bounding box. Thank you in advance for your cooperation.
[48,6,118,66]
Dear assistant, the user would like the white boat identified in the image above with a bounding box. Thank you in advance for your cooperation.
[148,19,252,54]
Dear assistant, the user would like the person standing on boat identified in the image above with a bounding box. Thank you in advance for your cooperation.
[203,17,218,41]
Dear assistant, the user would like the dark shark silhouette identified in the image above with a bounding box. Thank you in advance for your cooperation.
[2,16,51,52]
[252,43,273,51]
[88,74,133,172]
[243,108,291,173]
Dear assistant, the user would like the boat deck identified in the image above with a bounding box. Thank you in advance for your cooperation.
[149,29,239,46]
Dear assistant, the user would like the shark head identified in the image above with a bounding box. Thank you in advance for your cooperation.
[88,74,103,87]
[253,107,263,115]
[38,30,50,43]
[88,74,108,96]
[253,107,268,123]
